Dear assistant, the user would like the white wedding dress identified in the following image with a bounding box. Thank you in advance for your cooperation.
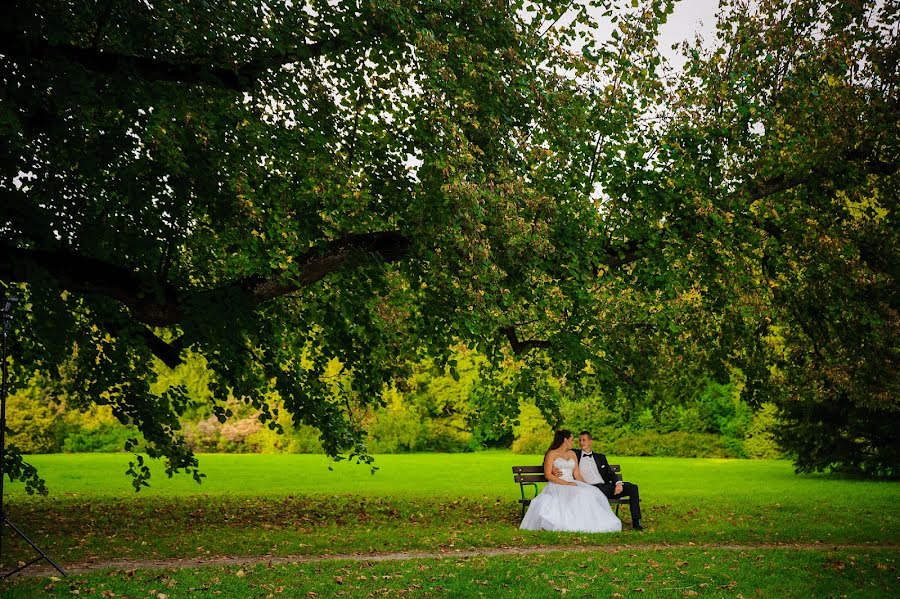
[519,457,622,533]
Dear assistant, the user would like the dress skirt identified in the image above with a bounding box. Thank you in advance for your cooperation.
[520,481,622,533]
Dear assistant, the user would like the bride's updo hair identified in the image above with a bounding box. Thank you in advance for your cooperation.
[548,429,572,451]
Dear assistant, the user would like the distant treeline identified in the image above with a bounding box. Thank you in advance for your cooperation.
[7,349,782,459]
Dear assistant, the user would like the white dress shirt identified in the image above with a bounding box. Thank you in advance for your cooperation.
[579,453,604,485]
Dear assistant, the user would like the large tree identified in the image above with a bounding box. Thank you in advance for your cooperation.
[657,0,899,476]
[2,0,648,491]
[1,0,896,492]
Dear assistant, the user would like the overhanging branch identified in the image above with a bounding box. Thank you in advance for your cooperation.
[0,245,182,326]
[102,319,185,369]
[3,21,393,91]
[242,231,410,302]
[1,230,411,363]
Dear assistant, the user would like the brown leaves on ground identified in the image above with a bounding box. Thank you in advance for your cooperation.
[7,495,511,539]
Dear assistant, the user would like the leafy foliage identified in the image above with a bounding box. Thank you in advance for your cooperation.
[8,352,775,460]
[667,0,898,476]
[1,0,896,489]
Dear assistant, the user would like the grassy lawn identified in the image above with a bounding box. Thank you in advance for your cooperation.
[9,452,875,499]
[3,548,897,598]
[2,453,898,596]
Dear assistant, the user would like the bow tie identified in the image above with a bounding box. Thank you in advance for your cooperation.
[582,452,593,457]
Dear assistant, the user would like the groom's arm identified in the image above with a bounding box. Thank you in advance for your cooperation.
[610,456,624,484]
[599,454,624,486]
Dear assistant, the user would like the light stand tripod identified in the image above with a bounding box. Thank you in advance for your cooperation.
[1,297,67,579]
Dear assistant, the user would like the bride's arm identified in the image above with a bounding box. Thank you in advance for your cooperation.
[543,452,576,485]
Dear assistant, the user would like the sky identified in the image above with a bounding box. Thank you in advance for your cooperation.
[554,0,723,70]
[658,0,721,68]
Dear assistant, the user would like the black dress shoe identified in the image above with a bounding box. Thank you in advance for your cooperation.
[633,520,644,531]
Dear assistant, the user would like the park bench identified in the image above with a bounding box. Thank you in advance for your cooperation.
[512,464,634,519]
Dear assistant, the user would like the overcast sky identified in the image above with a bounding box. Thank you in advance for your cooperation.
[566,0,722,70]
[658,0,721,68]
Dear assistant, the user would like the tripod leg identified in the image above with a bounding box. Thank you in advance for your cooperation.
[0,299,67,579]
[2,554,46,579]
[1,517,68,579]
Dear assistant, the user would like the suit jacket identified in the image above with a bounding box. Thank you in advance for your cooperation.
[575,450,621,485]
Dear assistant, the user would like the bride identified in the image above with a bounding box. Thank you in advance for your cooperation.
[519,429,622,533]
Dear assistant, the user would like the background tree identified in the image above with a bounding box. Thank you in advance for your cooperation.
[656,0,898,476]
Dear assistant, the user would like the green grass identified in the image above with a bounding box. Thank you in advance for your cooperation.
[9,452,900,503]
[2,453,898,595]
[3,548,898,598]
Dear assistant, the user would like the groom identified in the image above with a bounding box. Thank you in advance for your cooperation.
[573,430,643,530]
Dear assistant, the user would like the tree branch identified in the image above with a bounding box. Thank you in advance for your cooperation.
[603,239,642,269]
[502,326,552,355]
[3,22,391,91]
[0,245,182,327]
[138,330,186,369]
[0,231,411,329]
[240,231,411,302]
[748,145,897,202]
[3,37,246,90]
[102,319,185,369]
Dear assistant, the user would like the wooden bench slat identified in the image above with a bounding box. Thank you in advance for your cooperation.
[512,466,545,474]
[512,464,621,473]
[514,475,547,483]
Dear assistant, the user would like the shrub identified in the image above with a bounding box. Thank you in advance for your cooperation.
[418,418,473,452]
[6,386,65,453]
[217,417,263,452]
[366,389,425,453]
[183,416,221,452]
[511,431,550,455]
[57,403,145,452]
[611,430,738,458]
[560,395,619,437]
[62,421,142,453]
[511,401,553,455]
[743,403,784,459]
[248,408,324,454]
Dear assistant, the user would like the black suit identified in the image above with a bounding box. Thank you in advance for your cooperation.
[577,450,642,523]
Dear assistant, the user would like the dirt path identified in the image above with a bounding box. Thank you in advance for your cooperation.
[11,543,898,578]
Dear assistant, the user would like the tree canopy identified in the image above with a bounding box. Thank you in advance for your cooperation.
[2,0,897,491]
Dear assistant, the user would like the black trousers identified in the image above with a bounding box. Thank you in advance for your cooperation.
[595,482,641,522]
